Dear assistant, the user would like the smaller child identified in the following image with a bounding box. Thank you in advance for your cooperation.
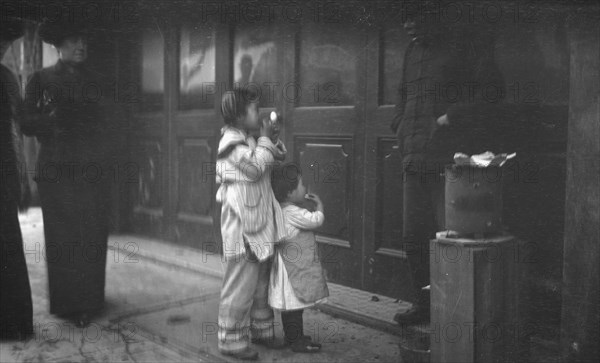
[269,163,329,353]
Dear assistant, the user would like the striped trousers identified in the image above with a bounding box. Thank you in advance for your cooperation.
[218,254,274,353]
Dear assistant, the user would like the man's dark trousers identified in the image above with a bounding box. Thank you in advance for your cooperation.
[402,162,445,306]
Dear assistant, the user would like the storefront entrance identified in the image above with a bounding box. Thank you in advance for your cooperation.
[122,1,569,299]
[123,5,413,297]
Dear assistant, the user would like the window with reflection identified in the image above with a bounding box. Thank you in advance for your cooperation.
[233,24,278,108]
[297,24,358,107]
[140,23,164,112]
[380,26,411,105]
[179,24,216,110]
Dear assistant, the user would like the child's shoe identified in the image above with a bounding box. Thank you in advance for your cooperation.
[287,335,322,353]
[219,347,259,361]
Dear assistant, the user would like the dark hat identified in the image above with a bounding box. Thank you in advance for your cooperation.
[38,18,89,46]
[1,17,26,42]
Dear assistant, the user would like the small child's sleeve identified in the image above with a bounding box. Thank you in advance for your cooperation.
[286,206,324,230]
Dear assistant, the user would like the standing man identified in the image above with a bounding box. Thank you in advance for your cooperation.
[391,13,467,324]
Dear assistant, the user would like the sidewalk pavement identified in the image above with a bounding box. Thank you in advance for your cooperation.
[1,208,413,362]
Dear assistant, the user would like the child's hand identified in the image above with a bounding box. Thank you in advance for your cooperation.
[270,122,281,142]
[305,193,321,204]
[305,193,323,212]
[260,118,273,139]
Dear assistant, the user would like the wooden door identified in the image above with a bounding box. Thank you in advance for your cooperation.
[169,18,222,250]
[362,23,414,299]
[128,10,288,252]
[128,10,224,251]
[126,5,413,297]
[129,15,169,239]
[281,20,368,289]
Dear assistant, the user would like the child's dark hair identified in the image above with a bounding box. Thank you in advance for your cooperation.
[221,87,259,125]
[271,163,302,203]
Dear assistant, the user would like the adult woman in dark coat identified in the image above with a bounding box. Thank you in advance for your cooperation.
[0,17,34,340]
[22,21,113,326]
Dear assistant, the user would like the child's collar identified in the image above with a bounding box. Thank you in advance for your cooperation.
[217,126,251,158]
[221,125,248,138]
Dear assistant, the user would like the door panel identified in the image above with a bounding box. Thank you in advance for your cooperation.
[172,21,220,249]
[174,136,215,249]
[139,22,165,113]
[130,17,168,238]
[363,24,414,298]
[371,136,412,297]
[233,23,280,109]
[176,138,213,217]
[286,21,366,289]
[130,15,222,248]
[375,137,405,255]
[179,22,216,111]
[295,136,357,286]
[297,24,358,107]
[132,138,164,237]
[296,139,352,241]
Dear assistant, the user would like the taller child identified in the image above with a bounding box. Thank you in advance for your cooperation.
[216,88,287,360]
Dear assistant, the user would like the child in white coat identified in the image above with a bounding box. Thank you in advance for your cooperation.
[269,163,329,352]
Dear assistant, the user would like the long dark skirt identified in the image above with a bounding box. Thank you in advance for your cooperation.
[38,178,110,316]
[0,200,33,339]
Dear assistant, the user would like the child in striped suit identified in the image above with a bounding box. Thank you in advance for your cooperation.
[215,88,287,360]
